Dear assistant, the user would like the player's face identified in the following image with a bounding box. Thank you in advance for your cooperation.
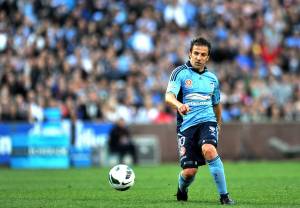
[189,45,210,71]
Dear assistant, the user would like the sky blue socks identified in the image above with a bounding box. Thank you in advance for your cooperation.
[178,155,228,195]
[178,173,195,192]
[207,155,228,195]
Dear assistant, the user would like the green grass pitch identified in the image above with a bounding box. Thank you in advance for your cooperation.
[0,161,300,208]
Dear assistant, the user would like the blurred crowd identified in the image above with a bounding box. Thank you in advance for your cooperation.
[0,0,299,124]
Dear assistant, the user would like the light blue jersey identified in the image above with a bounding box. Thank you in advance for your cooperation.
[166,61,220,132]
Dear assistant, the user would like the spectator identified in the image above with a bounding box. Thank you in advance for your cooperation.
[154,103,174,124]
[0,0,299,124]
[108,118,138,164]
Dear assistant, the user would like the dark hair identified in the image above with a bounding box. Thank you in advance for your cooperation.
[189,37,211,55]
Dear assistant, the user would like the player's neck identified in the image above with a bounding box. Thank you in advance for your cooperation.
[187,61,207,74]
[197,67,205,73]
[192,66,207,74]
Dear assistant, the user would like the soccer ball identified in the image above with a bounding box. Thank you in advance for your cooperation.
[108,164,135,191]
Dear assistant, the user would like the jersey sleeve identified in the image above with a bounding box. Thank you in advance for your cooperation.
[212,78,220,105]
[166,69,182,97]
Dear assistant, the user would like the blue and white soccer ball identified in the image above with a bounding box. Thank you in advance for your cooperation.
[108,164,135,191]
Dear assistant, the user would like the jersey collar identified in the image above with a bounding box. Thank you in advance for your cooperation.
[185,61,207,75]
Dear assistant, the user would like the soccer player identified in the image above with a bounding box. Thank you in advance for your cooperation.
[165,37,234,205]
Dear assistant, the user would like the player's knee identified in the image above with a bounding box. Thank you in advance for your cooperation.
[202,144,218,160]
[182,168,197,179]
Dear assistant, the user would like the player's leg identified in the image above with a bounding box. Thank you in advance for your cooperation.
[202,143,227,193]
[178,168,197,193]
[200,122,234,205]
[176,127,198,201]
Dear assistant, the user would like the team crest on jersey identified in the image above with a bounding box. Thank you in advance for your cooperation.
[185,79,192,88]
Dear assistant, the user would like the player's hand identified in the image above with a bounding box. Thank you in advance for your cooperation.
[177,104,190,116]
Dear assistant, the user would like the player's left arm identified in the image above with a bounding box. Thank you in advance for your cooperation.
[211,77,222,131]
[213,104,222,132]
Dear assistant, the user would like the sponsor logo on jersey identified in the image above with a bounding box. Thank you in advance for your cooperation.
[185,93,211,100]
[186,101,210,106]
[185,79,192,88]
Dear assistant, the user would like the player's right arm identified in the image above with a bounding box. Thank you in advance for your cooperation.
[165,93,190,115]
[165,68,189,115]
